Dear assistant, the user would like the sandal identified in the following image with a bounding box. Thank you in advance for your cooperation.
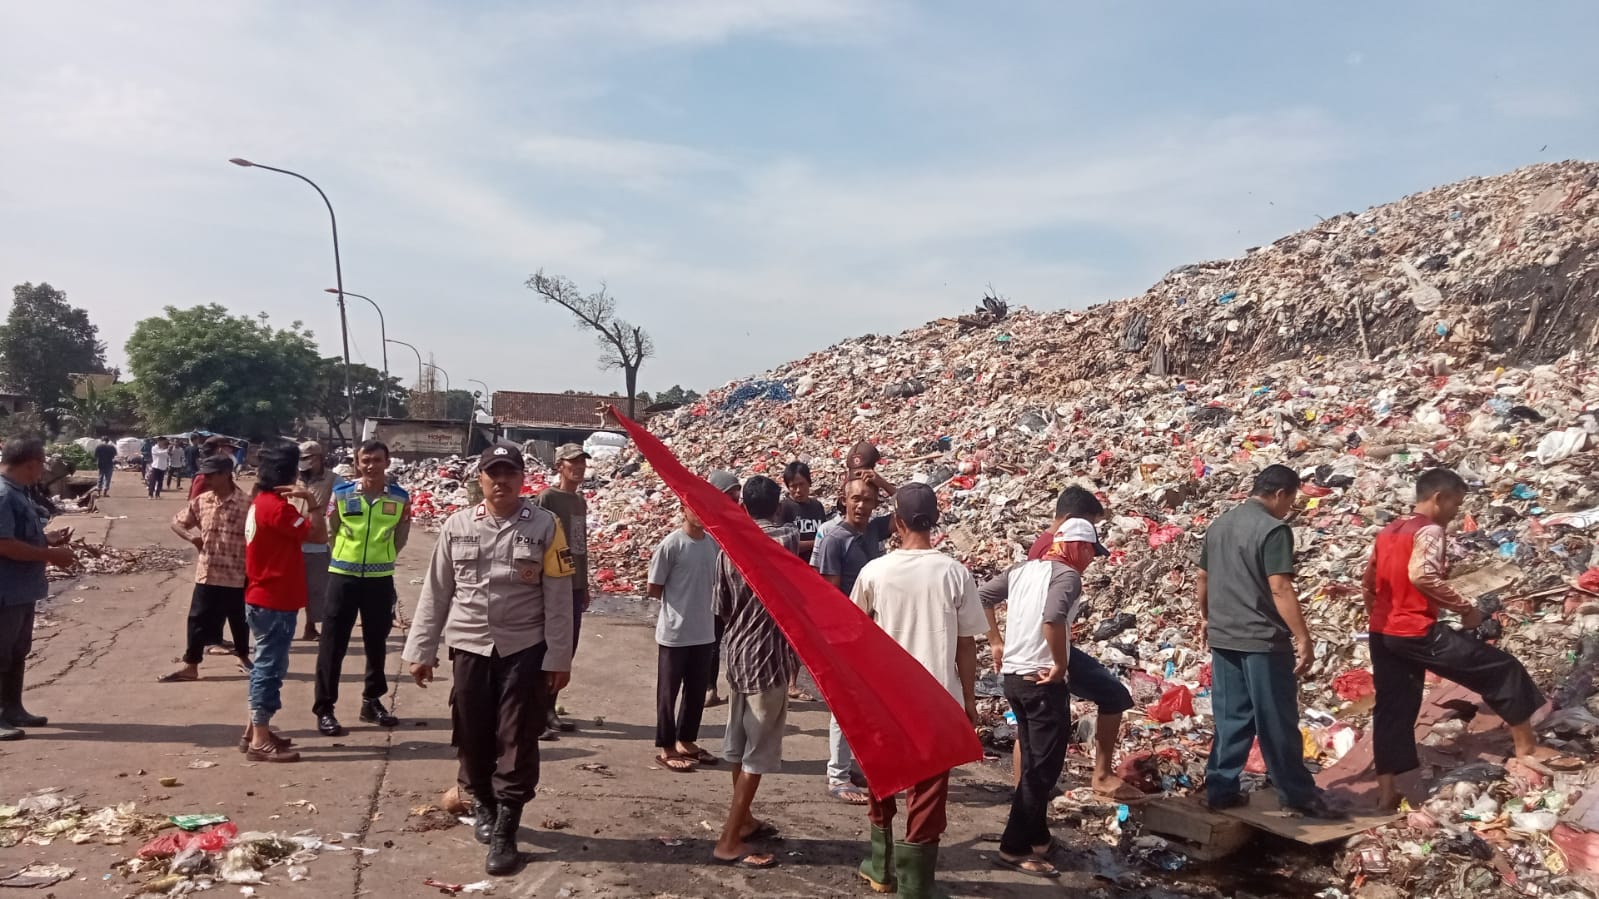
[828,782,870,805]
[656,752,697,773]
[157,670,199,683]
[206,643,236,655]
[742,820,780,841]
[686,748,720,766]
[1094,783,1150,803]
[995,854,1060,879]
[712,852,776,869]
[788,688,817,702]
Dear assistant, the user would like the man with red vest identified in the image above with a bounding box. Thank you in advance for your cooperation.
[1364,468,1549,811]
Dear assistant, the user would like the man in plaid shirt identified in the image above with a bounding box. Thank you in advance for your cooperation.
[160,455,252,682]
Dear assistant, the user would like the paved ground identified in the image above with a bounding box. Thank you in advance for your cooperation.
[2,478,1252,897]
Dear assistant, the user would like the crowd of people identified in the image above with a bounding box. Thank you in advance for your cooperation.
[0,429,1572,890]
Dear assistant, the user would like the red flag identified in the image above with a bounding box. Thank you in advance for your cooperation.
[609,407,983,799]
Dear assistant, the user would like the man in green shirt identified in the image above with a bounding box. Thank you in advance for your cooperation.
[1198,464,1343,819]
[536,443,590,738]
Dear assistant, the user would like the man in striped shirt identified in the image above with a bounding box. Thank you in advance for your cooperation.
[710,475,798,871]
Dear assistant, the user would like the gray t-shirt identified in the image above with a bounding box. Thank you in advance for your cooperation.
[814,516,892,596]
[1199,498,1297,653]
[649,529,720,647]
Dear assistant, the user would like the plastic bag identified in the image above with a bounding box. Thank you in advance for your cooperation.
[1146,684,1194,723]
[137,831,192,860]
[1332,669,1375,701]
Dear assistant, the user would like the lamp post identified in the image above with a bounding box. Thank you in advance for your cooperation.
[467,378,490,416]
[327,289,389,416]
[386,338,424,391]
[229,158,354,434]
[428,363,451,394]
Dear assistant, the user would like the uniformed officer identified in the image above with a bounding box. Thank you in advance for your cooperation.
[314,439,409,735]
[402,442,575,877]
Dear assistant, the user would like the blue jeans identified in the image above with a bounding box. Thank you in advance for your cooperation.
[247,606,297,725]
[97,468,113,494]
[1205,648,1319,808]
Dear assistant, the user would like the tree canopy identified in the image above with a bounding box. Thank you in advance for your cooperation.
[0,283,108,429]
[310,357,407,440]
[125,305,320,439]
[654,384,702,406]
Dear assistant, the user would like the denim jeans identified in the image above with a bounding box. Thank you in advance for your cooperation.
[247,606,297,725]
[97,468,113,494]
[1206,648,1318,808]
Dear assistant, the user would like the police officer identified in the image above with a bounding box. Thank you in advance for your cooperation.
[314,439,409,735]
[403,442,575,877]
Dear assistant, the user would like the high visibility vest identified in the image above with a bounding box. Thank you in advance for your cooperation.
[329,482,409,577]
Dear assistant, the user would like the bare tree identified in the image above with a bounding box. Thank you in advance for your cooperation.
[527,270,655,420]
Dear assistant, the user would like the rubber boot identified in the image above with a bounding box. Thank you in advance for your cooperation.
[858,824,896,893]
[892,841,948,899]
[1,667,47,727]
[484,800,523,876]
[471,796,497,846]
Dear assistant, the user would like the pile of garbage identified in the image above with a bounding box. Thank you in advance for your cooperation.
[0,787,362,892]
[47,541,186,582]
[573,161,1599,890]
[392,454,557,528]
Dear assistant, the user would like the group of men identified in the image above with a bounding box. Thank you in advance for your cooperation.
[91,433,232,500]
[0,424,1565,887]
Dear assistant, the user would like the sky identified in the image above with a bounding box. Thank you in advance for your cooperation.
[3,1,1596,399]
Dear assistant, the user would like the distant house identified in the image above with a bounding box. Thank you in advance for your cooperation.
[0,391,32,416]
[492,391,630,465]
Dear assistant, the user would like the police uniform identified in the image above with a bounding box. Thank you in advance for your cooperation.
[313,479,409,724]
[403,482,575,809]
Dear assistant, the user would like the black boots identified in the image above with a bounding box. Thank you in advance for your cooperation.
[0,670,46,732]
[485,800,523,876]
[471,797,497,845]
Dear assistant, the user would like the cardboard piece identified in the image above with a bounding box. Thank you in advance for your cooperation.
[1213,791,1400,844]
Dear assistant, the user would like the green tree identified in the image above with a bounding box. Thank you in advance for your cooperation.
[49,382,114,438]
[443,389,476,420]
[655,384,702,405]
[0,283,108,429]
[311,357,408,442]
[125,305,321,439]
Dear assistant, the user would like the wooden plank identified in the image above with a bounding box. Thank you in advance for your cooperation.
[1214,791,1400,844]
[1143,798,1254,860]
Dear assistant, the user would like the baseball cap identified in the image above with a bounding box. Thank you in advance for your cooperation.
[707,470,740,496]
[479,442,525,471]
[297,440,324,471]
[847,441,881,471]
[556,443,590,463]
[1055,518,1111,556]
[196,455,235,475]
[893,482,940,530]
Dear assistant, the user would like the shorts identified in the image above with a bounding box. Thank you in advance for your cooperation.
[1068,647,1134,714]
[723,685,788,775]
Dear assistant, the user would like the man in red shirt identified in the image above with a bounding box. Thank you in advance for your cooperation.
[242,440,327,762]
[1364,468,1550,811]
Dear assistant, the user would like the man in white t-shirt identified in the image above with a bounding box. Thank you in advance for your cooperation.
[978,526,1088,880]
[848,482,984,897]
[646,505,721,772]
[146,437,173,499]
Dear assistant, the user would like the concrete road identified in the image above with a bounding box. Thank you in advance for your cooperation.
[3,479,1148,897]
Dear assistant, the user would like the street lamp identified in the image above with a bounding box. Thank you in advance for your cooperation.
[229,157,355,435]
[467,378,490,416]
[428,363,451,394]
[327,288,389,416]
[386,338,424,391]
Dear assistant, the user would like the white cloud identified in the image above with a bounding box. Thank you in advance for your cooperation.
[516,135,726,188]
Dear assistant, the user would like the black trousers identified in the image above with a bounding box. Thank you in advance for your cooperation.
[708,617,726,692]
[1000,674,1071,856]
[656,643,715,748]
[1371,624,1546,775]
[0,603,36,696]
[312,574,395,715]
[183,584,248,665]
[452,643,551,805]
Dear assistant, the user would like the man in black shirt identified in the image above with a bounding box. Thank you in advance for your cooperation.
[93,437,117,496]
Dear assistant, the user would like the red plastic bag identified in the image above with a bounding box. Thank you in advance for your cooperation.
[137,832,192,859]
[1146,684,1194,722]
[1198,663,1212,689]
[1579,569,1599,593]
[1333,669,1376,702]
[192,822,237,852]
[1244,738,1267,774]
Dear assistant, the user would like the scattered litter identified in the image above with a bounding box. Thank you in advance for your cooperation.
[0,863,74,887]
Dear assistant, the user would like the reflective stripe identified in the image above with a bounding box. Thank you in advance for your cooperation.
[329,559,396,575]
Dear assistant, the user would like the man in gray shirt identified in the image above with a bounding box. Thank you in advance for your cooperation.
[1199,464,1342,819]
[403,442,576,877]
[647,505,720,771]
[0,438,76,741]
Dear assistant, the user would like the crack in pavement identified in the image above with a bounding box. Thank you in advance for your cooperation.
[30,570,184,690]
[350,650,410,896]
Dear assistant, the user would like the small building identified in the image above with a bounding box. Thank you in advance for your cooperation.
[0,392,32,416]
[361,417,498,463]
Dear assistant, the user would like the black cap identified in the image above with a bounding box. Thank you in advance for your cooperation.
[196,455,235,475]
[479,442,525,471]
[894,482,940,531]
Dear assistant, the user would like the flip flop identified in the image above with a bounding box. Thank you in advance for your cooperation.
[994,854,1060,879]
[206,643,236,655]
[828,782,870,805]
[157,671,199,683]
[788,689,817,702]
[655,752,697,773]
[688,748,720,766]
[712,853,777,869]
